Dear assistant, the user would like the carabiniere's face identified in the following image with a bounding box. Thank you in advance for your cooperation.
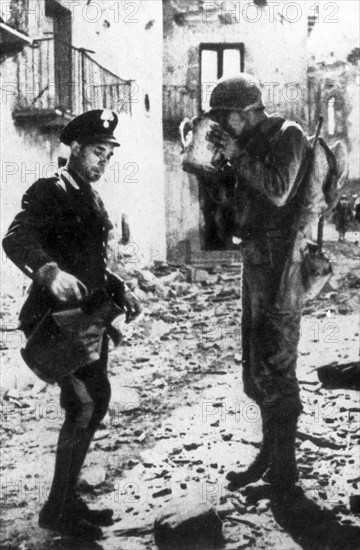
[76,142,116,183]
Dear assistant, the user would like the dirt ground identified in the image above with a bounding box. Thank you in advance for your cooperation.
[1,224,360,550]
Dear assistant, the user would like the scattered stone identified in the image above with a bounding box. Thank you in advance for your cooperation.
[135,269,158,292]
[135,432,147,443]
[154,500,223,547]
[183,442,202,451]
[150,320,171,339]
[246,505,257,514]
[257,499,270,513]
[152,488,172,499]
[93,430,110,441]
[217,501,235,517]
[6,388,21,400]
[135,356,150,364]
[299,439,319,453]
[317,362,360,391]
[324,292,338,300]
[170,447,182,456]
[79,466,106,489]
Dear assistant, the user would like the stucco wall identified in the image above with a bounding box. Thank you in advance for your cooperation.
[307,2,360,181]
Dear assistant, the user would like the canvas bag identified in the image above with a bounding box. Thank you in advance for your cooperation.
[278,118,348,303]
[21,290,123,384]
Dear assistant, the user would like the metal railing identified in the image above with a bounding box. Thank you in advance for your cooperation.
[15,38,133,116]
[163,85,198,124]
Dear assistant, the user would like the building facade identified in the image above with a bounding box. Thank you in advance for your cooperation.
[307,3,359,192]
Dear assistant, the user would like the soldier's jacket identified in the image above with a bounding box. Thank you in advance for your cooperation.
[231,115,311,264]
[2,168,113,332]
[333,200,353,226]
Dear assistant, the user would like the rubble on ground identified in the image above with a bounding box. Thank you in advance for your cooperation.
[1,239,359,549]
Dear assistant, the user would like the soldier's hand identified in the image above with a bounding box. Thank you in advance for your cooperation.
[206,124,241,160]
[49,270,88,303]
[121,289,141,323]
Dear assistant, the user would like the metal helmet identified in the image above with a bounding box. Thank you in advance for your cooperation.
[210,73,264,112]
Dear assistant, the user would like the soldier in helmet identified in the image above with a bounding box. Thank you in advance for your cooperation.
[3,110,141,540]
[333,193,353,241]
[206,74,312,504]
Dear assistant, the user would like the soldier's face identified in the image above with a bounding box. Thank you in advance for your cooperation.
[210,110,248,137]
[225,111,248,136]
[76,142,116,182]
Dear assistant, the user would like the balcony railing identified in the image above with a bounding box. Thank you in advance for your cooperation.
[163,85,198,126]
[14,38,133,124]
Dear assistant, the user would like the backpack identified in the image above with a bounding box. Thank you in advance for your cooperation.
[288,120,349,299]
[297,128,349,237]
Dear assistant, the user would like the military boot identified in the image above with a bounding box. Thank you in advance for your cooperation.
[266,414,299,503]
[227,410,273,491]
[39,502,103,540]
[38,420,103,540]
[66,490,114,526]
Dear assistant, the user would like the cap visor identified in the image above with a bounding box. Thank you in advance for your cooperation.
[81,134,120,147]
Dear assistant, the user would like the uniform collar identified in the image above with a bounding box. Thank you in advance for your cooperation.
[58,167,80,190]
[59,165,93,194]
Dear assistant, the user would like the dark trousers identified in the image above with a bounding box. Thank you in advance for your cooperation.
[241,255,304,419]
[45,337,111,516]
[58,337,111,431]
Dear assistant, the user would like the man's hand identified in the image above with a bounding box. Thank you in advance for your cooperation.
[121,288,141,323]
[206,124,241,161]
[49,271,88,303]
[106,270,141,323]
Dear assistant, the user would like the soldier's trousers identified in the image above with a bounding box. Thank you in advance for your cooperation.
[241,258,304,420]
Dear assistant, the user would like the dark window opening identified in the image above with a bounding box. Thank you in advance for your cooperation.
[200,43,244,111]
[46,0,72,112]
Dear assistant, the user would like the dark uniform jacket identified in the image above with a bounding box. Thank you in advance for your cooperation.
[2,168,113,333]
[231,114,311,264]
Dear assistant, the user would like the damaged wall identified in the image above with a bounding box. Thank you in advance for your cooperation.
[307,3,360,182]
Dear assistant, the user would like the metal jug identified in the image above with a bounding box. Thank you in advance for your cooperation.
[179,115,223,175]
